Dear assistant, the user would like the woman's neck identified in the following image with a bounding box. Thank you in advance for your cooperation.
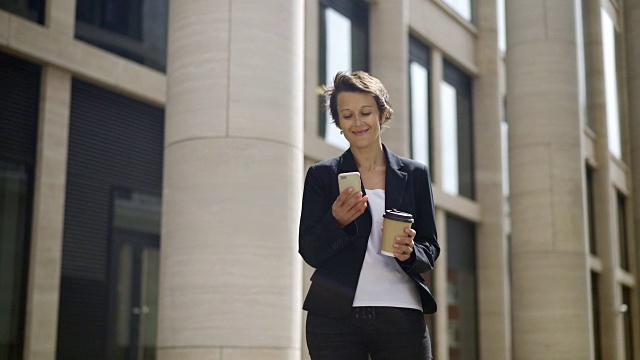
[352,143,385,171]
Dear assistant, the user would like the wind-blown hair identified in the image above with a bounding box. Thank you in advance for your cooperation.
[324,71,394,128]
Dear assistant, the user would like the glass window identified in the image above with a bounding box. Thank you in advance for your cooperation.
[409,36,431,170]
[616,191,629,271]
[501,99,509,200]
[622,286,635,360]
[441,61,474,199]
[318,0,369,149]
[576,0,588,129]
[581,0,595,130]
[0,160,31,360]
[0,52,39,360]
[75,0,168,72]
[497,0,506,52]
[57,79,164,359]
[600,9,622,159]
[447,215,477,360]
[586,165,597,255]
[591,272,602,360]
[0,0,44,23]
[442,0,473,22]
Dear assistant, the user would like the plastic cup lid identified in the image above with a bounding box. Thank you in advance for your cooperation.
[383,209,414,222]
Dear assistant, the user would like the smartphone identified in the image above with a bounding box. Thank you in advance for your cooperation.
[338,172,362,195]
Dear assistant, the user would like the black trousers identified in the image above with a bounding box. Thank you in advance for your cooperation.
[306,307,432,360]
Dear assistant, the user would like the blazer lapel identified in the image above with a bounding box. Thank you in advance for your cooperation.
[384,145,407,211]
[337,145,406,210]
[338,148,358,173]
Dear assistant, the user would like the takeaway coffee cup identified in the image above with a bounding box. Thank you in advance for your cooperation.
[381,209,414,257]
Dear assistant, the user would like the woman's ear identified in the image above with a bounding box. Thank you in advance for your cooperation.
[380,110,390,126]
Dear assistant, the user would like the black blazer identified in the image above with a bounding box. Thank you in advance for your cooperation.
[299,145,440,318]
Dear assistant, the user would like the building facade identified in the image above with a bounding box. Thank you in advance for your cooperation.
[0,0,638,359]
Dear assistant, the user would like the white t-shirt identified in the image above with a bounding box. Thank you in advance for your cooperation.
[352,188,422,310]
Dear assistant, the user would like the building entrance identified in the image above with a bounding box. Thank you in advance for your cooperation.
[109,230,159,360]
[108,189,160,360]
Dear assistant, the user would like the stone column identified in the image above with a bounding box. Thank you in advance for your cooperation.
[624,0,640,353]
[506,0,592,358]
[23,66,72,360]
[23,1,75,358]
[474,0,511,358]
[428,48,449,360]
[158,1,304,359]
[369,0,409,156]
[46,0,76,36]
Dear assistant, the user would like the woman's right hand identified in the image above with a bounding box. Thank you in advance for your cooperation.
[332,187,368,227]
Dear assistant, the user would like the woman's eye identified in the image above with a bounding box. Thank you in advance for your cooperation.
[362,112,371,116]
[343,115,352,119]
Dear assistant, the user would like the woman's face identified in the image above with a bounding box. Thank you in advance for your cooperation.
[337,91,383,150]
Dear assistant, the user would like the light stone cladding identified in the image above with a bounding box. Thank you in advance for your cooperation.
[157,0,304,359]
[0,0,638,358]
[22,66,71,360]
[506,0,592,359]
[624,0,640,356]
[473,0,512,358]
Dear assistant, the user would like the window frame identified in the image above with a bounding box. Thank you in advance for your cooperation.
[74,0,168,72]
[440,0,475,23]
[616,190,629,271]
[586,165,597,255]
[408,36,433,172]
[317,0,370,148]
[441,60,475,199]
[0,0,44,24]
[446,214,478,359]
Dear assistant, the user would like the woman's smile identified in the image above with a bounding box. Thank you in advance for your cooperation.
[337,91,382,150]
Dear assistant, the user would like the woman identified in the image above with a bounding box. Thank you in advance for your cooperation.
[299,71,440,359]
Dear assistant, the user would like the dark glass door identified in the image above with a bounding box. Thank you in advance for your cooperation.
[111,230,159,360]
[108,189,160,360]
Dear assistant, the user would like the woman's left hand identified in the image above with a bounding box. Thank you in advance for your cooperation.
[393,227,416,262]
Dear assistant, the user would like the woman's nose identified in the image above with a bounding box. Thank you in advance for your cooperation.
[354,115,364,125]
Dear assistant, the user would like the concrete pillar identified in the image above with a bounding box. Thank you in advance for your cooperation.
[474,0,511,358]
[430,49,443,190]
[624,0,640,353]
[158,1,304,359]
[45,0,76,36]
[369,0,410,156]
[506,0,592,358]
[23,1,75,358]
[23,67,71,360]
